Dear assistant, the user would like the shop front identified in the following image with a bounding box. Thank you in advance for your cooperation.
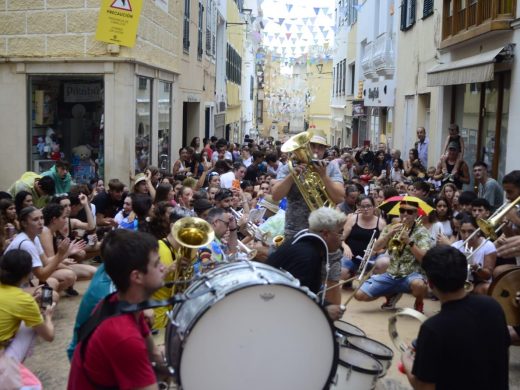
[0,61,178,190]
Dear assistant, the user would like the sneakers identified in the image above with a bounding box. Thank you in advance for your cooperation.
[381,293,402,310]
[65,286,79,297]
[414,300,424,314]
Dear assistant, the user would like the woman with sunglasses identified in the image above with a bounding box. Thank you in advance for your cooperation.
[340,195,387,281]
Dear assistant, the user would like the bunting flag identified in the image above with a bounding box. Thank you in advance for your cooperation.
[286,3,293,12]
[313,7,320,15]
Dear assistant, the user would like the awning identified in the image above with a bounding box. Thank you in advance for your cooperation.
[426,46,506,87]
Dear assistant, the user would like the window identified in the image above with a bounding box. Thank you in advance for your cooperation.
[136,77,152,173]
[423,0,433,18]
[206,0,212,55]
[256,100,263,123]
[332,66,336,97]
[197,1,203,60]
[341,59,347,95]
[348,63,355,95]
[226,44,242,85]
[400,0,416,31]
[183,0,190,52]
[250,76,254,100]
[158,81,172,173]
[345,0,358,25]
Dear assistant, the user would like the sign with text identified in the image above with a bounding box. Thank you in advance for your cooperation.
[64,83,103,103]
[96,0,143,48]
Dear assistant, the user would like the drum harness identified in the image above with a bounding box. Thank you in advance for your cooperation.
[292,229,330,305]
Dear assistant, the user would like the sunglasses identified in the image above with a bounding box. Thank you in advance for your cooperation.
[399,208,417,215]
[217,219,230,227]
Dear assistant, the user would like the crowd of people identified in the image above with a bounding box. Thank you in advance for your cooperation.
[0,126,518,389]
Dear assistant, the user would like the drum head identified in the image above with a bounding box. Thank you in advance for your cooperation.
[334,320,366,338]
[346,336,394,361]
[178,284,337,390]
[338,347,383,375]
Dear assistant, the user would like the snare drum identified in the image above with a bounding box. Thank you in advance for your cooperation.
[345,335,394,377]
[330,346,383,390]
[334,320,367,344]
[165,262,338,390]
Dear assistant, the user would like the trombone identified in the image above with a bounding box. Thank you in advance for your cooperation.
[355,230,378,285]
[461,196,520,246]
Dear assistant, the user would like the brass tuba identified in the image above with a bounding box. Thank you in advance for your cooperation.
[281,130,335,210]
[171,217,215,295]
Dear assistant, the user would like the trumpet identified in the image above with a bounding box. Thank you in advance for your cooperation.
[230,208,269,242]
[462,242,475,292]
[171,217,215,295]
[388,218,422,255]
[273,235,284,248]
[236,240,257,261]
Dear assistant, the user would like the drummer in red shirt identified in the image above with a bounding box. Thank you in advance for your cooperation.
[68,230,166,390]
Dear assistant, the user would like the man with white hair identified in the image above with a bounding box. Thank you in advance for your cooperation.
[267,207,347,321]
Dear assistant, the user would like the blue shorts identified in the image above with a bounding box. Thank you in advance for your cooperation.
[341,253,385,273]
[359,272,426,298]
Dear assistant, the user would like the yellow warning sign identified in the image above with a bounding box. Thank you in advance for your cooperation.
[95,0,143,48]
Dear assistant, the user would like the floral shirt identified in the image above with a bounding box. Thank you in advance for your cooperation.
[386,224,432,277]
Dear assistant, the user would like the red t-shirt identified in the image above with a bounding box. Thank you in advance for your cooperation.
[68,298,156,390]
[204,145,213,160]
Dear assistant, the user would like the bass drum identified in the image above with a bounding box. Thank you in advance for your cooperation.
[165,262,338,390]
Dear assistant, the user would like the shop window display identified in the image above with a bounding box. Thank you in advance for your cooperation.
[29,76,105,183]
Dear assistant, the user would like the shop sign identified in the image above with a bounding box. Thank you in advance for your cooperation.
[64,83,103,103]
[96,0,143,48]
[352,102,366,117]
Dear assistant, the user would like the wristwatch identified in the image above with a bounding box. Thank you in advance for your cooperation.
[408,240,415,248]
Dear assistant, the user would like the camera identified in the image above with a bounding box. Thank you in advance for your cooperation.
[41,284,53,309]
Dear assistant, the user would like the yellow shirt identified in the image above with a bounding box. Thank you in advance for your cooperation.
[151,239,176,329]
[0,284,43,343]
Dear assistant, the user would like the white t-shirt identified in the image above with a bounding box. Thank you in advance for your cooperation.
[220,171,236,189]
[211,151,233,163]
[5,232,44,269]
[452,239,496,279]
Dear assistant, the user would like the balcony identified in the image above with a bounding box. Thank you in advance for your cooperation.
[372,33,395,77]
[441,0,516,49]
[361,42,377,80]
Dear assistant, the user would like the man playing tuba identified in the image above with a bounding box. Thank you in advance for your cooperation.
[353,200,432,313]
[272,130,345,304]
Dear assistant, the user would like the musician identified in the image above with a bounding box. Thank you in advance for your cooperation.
[354,201,432,313]
[401,245,509,390]
[68,230,166,390]
[451,214,496,295]
[267,207,347,321]
[272,130,344,303]
[202,207,238,264]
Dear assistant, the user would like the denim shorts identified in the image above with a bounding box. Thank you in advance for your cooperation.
[341,253,385,273]
[359,272,426,298]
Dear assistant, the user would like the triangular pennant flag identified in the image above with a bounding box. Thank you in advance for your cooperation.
[286,4,293,12]
[286,32,292,39]
[310,16,316,24]
[322,7,328,15]
[297,24,303,31]
[319,26,325,32]
[278,18,285,25]
[314,7,320,16]
[285,23,292,31]
[302,17,308,25]
[291,38,296,44]
[297,32,303,39]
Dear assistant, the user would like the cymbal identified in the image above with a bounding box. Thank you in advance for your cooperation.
[488,267,520,326]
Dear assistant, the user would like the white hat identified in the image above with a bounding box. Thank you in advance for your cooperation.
[308,129,329,147]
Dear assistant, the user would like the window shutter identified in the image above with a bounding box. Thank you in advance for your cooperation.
[400,0,407,31]
[423,0,433,17]
[410,0,416,24]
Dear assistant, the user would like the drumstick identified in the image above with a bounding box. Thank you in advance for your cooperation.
[342,269,375,307]
[321,275,359,292]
